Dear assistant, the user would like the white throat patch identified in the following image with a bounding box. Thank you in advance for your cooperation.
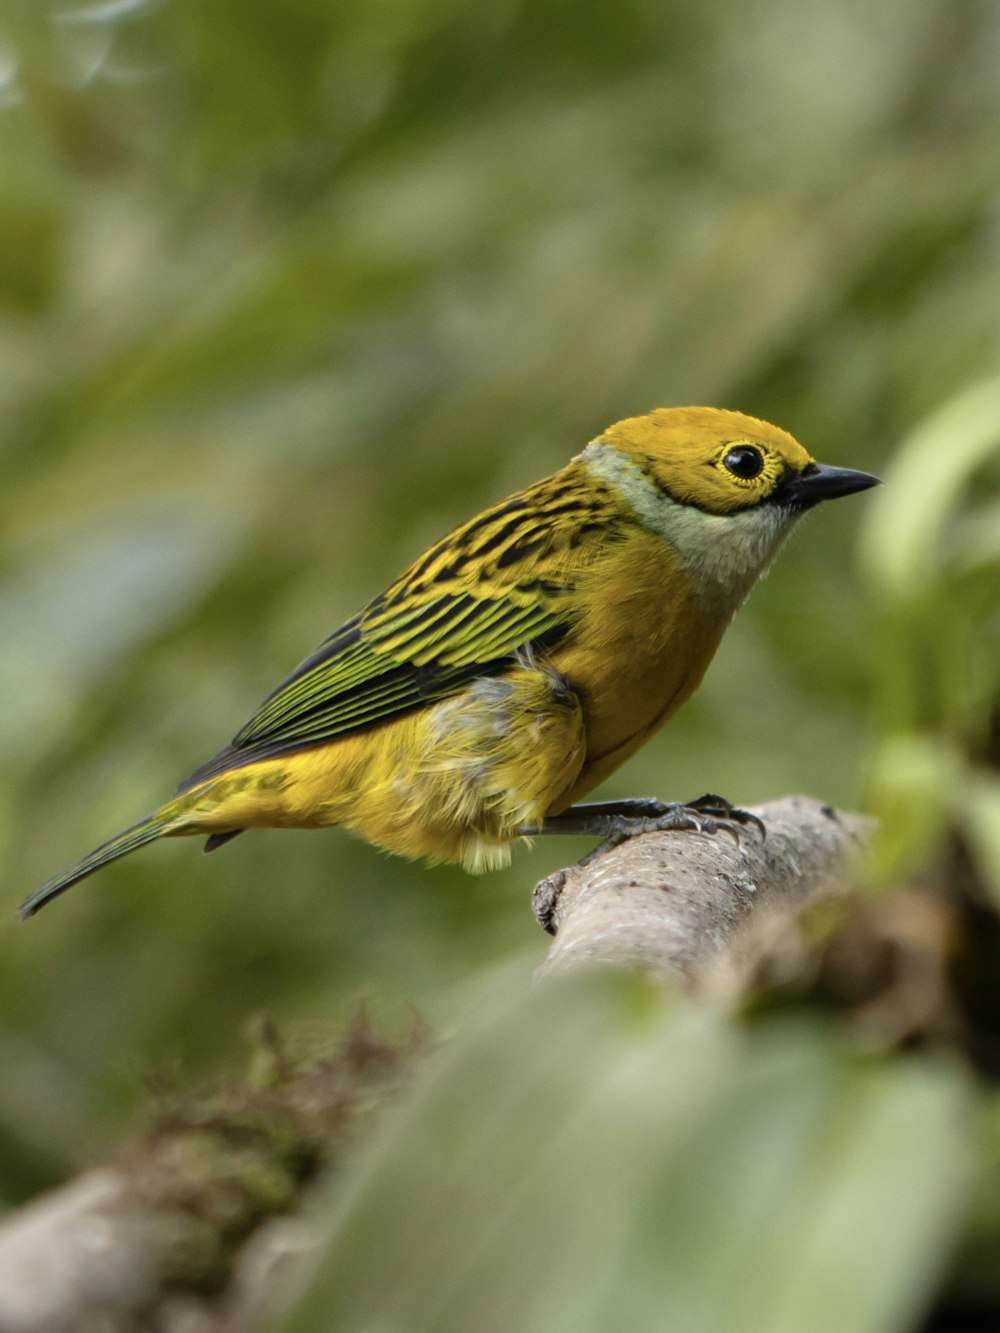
[580,441,800,616]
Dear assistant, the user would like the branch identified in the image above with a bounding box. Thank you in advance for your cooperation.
[534,796,871,986]
[0,1017,415,1333]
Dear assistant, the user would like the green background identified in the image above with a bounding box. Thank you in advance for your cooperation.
[1,0,997,1213]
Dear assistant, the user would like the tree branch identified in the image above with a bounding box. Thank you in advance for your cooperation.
[534,796,870,985]
[0,1017,415,1333]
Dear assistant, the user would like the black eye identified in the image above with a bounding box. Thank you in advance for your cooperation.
[723,445,764,480]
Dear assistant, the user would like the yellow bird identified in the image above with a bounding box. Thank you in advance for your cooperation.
[19,407,878,918]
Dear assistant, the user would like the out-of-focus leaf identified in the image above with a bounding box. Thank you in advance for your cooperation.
[864,733,962,883]
[860,377,1000,887]
[0,494,247,759]
[272,973,972,1333]
[860,376,1000,606]
[950,497,1000,576]
[0,203,60,310]
[963,775,1000,907]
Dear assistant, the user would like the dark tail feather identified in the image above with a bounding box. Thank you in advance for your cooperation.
[203,829,244,853]
[17,812,175,920]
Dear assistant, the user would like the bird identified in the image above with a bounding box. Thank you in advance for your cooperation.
[18,407,879,918]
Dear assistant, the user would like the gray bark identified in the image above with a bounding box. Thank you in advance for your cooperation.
[535,796,869,985]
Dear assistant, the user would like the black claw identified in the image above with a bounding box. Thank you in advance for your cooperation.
[692,794,766,841]
[687,792,734,818]
[731,809,767,839]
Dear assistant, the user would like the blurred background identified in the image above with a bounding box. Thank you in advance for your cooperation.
[0,0,997,1212]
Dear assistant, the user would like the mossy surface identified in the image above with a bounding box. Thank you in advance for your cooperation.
[118,1013,424,1291]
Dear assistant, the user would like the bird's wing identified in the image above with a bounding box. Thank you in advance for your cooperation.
[179,476,612,788]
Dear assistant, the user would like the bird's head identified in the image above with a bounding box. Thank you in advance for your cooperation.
[581,406,879,612]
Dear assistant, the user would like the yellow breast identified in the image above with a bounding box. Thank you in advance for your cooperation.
[547,526,727,810]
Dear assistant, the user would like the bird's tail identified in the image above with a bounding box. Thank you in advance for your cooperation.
[17,810,178,920]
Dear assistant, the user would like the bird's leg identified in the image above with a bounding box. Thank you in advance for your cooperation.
[520,794,765,864]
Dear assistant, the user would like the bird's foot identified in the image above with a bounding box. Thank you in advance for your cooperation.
[521,794,764,866]
[579,795,765,864]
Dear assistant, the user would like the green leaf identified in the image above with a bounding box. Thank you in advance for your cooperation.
[271,974,972,1333]
[864,733,962,883]
[961,774,1000,907]
[860,376,1000,605]
[0,203,60,311]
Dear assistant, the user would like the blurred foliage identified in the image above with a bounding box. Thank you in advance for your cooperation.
[860,379,1000,895]
[273,972,973,1333]
[0,3,998,1322]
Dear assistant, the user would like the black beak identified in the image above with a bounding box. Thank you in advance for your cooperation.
[778,462,881,509]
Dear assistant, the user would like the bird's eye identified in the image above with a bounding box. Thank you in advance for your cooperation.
[722,445,765,480]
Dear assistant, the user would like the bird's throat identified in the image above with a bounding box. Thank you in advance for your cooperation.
[580,440,799,616]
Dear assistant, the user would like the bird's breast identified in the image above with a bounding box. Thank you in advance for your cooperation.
[547,528,728,807]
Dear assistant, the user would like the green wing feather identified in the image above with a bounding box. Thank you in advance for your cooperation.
[180,469,618,789]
